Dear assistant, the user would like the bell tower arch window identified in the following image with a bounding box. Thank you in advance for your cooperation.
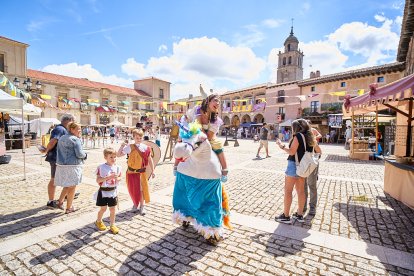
[288,56,292,64]
[283,57,286,65]
[287,44,291,51]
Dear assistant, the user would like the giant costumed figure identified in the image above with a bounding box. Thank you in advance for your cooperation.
[172,92,231,245]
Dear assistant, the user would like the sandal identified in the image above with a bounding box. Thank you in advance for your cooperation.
[57,201,64,210]
[182,221,190,228]
[65,207,77,214]
[206,236,218,246]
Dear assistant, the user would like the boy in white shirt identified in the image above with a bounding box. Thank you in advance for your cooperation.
[95,148,122,234]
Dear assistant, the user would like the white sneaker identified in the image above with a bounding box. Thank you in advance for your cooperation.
[139,206,146,215]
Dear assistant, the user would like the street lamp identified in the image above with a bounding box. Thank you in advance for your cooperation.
[13,77,42,92]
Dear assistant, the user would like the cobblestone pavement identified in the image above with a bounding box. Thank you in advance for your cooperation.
[0,138,413,275]
[1,203,413,276]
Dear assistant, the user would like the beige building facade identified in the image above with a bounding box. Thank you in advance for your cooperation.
[0,36,27,78]
[0,36,171,128]
[220,84,267,129]
[298,62,406,124]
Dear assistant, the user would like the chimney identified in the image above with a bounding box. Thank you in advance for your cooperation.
[310,72,316,78]
[188,94,193,99]
[316,70,320,77]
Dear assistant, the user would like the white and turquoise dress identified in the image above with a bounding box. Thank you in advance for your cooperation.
[172,140,224,239]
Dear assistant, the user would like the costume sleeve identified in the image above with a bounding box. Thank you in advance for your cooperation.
[122,145,131,155]
[208,117,223,134]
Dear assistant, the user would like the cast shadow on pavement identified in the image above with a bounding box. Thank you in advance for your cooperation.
[0,211,61,240]
[323,154,384,165]
[252,223,310,258]
[29,209,141,266]
[0,206,50,225]
[334,200,414,273]
[118,226,215,275]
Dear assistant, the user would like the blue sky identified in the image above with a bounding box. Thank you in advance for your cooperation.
[1,0,405,100]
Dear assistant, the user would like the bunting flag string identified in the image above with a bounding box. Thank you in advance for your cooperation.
[0,72,31,101]
[328,91,347,96]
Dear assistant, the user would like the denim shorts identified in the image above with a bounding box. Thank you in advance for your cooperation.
[285,160,298,177]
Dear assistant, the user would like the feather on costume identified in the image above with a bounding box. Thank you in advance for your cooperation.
[172,121,232,240]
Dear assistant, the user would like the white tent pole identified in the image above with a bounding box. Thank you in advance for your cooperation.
[21,98,26,181]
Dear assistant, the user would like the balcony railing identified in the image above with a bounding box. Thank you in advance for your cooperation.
[252,102,266,112]
[321,102,342,113]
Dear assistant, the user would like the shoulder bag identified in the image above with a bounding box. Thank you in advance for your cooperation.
[295,133,319,178]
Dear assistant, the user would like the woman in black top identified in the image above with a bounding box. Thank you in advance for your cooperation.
[275,119,321,224]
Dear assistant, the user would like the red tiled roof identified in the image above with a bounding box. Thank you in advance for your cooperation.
[27,69,151,98]
[134,76,171,84]
[0,36,29,46]
[298,62,406,86]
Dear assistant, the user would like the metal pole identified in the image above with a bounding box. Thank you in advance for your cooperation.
[21,99,26,181]
[406,98,413,157]
[351,109,354,156]
[375,105,378,153]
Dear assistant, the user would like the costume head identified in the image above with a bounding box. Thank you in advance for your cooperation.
[173,121,206,162]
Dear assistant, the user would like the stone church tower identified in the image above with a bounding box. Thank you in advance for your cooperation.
[277,26,304,83]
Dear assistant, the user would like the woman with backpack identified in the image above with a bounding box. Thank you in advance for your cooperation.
[275,119,321,224]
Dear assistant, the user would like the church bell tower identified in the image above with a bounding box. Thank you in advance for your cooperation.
[277,24,304,83]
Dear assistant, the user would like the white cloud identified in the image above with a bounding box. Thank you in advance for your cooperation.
[233,24,265,48]
[261,19,283,28]
[158,44,168,53]
[103,34,118,49]
[394,15,403,26]
[300,2,311,15]
[41,63,133,88]
[27,18,56,33]
[122,37,266,99]
[327,17,399,65]
[267,14,401,80]
[41,37,266,100]
[374,14,387,22]
[121,58,148,79]
[391,1,404,10]
[300,41,349,77]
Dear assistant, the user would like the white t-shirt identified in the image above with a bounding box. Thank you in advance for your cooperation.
[122,143,149,155]
[96,163,122,198]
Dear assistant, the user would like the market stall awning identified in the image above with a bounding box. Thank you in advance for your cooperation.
[279,119,293,127]
[95,105,115,112]
[118,107,128,113]
[0,89,42,115]
[345,73,414,114]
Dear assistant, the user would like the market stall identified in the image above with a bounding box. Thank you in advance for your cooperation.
[343,73,414,208]
[0,89,42,179]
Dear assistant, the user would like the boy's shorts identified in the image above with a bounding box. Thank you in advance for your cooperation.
[96,191,118,207]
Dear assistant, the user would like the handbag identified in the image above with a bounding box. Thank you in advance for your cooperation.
[295,133,319,177]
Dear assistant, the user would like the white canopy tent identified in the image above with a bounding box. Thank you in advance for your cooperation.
[0,89,42,115]
[108,119,126,127]
[279,119,293,127]
[29,118,61,136]
[0,89,42,180]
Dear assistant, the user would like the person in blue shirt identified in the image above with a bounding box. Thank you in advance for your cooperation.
[41,114,75,208]
[373,143,383,160]
[109,125,116,144]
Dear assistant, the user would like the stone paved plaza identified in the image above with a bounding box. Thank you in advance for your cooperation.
[1,136,414,275]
